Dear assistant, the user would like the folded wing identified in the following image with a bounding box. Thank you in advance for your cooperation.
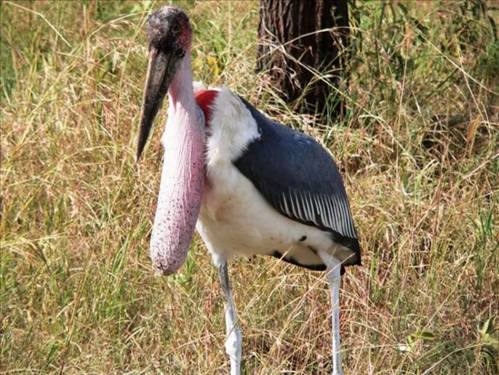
[234,98,361,265]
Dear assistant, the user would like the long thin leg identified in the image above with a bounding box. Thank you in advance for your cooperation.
[319,251,343,375]
[217,258,242,375]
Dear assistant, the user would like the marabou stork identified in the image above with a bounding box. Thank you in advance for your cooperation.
[137,7,361,375]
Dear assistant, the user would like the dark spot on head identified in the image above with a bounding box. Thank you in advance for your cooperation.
[299,235,307,242]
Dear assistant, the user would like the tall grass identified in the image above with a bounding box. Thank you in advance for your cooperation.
[1,1,497,374]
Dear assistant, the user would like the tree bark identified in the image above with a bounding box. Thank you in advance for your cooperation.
[257,0,349,118]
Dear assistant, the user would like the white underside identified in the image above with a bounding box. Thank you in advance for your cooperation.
[197,163,334,266]
[194,87,349,266]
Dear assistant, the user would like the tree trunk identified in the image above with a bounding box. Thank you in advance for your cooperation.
[256,0,349,118]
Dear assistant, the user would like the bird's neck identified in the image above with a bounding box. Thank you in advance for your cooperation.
[167,53,198,120]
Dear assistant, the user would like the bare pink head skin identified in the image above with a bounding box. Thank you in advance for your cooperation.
[137,6,205,275]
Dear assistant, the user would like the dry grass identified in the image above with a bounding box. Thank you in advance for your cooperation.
[1,1,498,374]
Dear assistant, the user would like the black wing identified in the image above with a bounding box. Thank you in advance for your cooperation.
[234,98,361,266]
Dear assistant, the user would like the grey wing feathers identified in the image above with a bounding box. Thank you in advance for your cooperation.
[309,192,356,238]
[260,183,357,239]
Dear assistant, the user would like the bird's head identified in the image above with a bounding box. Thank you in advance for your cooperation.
[137,6,193,160]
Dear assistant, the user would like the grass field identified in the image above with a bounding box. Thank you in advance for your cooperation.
[1,1,498,374]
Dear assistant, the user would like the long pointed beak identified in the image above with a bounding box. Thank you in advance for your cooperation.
[137,47,172,161]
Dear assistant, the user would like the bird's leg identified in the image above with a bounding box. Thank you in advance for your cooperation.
[319,251,343,375]
[217,258,242,375]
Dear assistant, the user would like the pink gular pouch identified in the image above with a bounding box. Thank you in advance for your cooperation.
[150,105,205,275]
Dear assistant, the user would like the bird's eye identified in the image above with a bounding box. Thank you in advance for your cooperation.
[175,48,185,58]
[170,22,180,35]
